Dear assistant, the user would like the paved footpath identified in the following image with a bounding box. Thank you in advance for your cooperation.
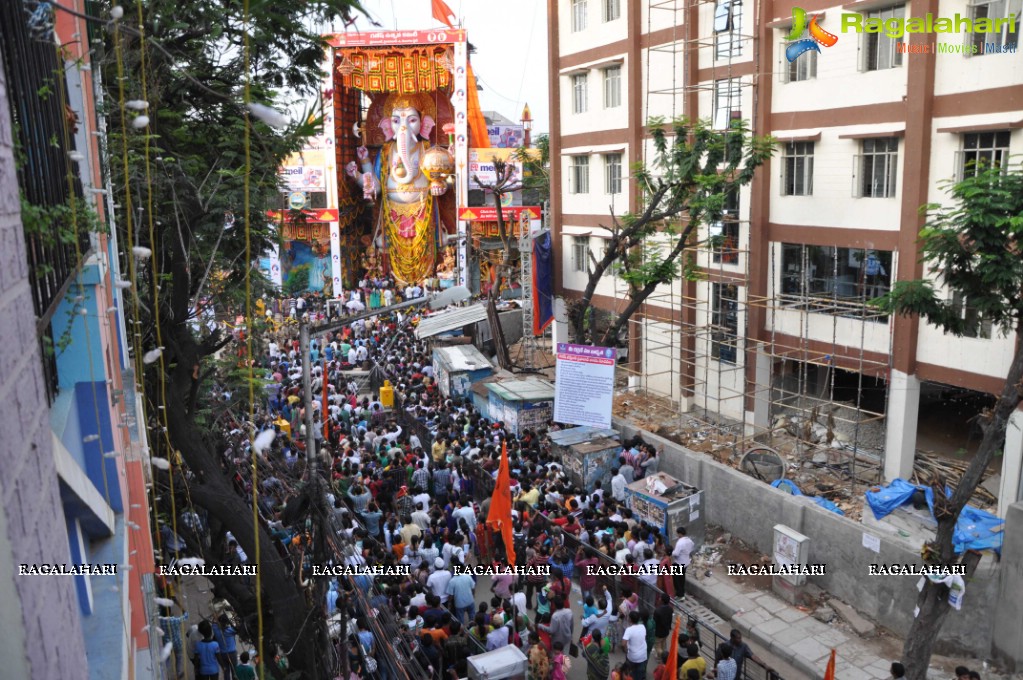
[688,567,943,680]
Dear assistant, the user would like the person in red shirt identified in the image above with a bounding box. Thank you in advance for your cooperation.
[575,547,599,599]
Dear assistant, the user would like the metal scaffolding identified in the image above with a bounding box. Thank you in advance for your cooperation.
[595,0,893,490]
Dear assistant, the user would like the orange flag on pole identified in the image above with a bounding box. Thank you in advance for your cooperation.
[431,0,457,28]
[662,615,681,680]
[823,648,837,680]
[486,441,516,566]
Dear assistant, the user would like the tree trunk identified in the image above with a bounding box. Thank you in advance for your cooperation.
[164,323,320,679]
[901,330,1023,680]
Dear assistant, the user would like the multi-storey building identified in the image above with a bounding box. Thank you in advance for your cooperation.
[1,4,157,678]
[548,0,1023,516]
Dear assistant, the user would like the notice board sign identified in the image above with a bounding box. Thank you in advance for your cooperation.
[553,343,616,429]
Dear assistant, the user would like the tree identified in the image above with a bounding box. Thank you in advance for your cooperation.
[99,0,364,676]
[877,164,1023,680]
[516,133,550,205]
[473,157,522,297]
[568,117,772,346]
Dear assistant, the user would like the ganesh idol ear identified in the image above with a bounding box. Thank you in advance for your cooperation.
[420,115,436,141]
[379,117,395,141]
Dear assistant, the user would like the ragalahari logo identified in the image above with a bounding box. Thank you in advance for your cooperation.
[785,7,839,62]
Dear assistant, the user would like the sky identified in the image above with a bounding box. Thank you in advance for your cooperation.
[335,0,551,136]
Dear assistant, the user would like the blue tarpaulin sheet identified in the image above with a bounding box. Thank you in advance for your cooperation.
[771,479,844,516]
[865,478,935,519]
[864,478,1003,554]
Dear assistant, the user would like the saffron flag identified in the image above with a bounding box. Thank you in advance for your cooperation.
[532,230,554,335]
[662,615,681,680]
[431,0,456,28]
[823,648,836,680]
[486,441,516,566]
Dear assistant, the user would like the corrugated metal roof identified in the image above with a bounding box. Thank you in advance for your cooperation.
[485,377,555,402]
[414,303,489,339]
[549,426,620,447]
[433,345,493,373]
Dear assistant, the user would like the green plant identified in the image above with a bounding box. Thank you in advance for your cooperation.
[283,263,311,297]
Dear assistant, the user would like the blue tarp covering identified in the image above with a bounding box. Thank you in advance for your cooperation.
[864,478,1004,554]
[865,478,935,519]
[771,479,845,516]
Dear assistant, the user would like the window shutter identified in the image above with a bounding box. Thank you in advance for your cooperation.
[852,155,862,198]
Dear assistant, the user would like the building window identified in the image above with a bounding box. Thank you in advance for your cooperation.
[572,0,588,31]
[854,138,899,198]
[714,0,744,59]
[604,153,623,194]
[780,244,893,319]
[781,141,814,196]
[572,236,590,272]
[860,6,905,71]
[783,45,817,82]
[603,0,621,21]
[572,73,588,114]
[711,283,739,364]
[570,155,590,194]
[951,292,993,339]
[711,189,739,264]
[969,0,1021,54]
[712,78,741,130]
[603,65,622,109]
[958,130,1011,180]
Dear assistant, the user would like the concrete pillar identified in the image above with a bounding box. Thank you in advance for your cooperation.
[992,501,1023,671]
[551,297,569,348]
[884,369,921,482]
[998,409,1023,519]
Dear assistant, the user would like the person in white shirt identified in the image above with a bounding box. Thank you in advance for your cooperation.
[411,504,431,531]
[268,341,280,359]
[671,525,695,598]
[611,471,628,502]
[621,610,649,679]
[427,559,453,604]
[451,499,476,531]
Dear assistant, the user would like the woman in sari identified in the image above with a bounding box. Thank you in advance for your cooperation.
[583,629,611,680]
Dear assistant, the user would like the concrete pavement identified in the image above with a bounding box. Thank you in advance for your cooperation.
[687,567,935,680]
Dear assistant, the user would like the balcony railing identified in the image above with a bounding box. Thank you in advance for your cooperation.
[1,3,94,401]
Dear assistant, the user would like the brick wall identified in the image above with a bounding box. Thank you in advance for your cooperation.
[0,45,89,680]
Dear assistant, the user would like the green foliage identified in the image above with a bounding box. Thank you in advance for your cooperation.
[99,0,364,348]
[20,193,106,257]
[600,116,772,291]
[284,264,311,297]
[573,116,773,344]
[875,163,1023,336]
[516,134,550,203]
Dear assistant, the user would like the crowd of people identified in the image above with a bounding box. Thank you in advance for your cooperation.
[158,277,788,680]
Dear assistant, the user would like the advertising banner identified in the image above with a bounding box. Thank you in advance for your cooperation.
[488,125,525,149]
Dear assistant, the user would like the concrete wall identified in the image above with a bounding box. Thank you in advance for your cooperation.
[993,502,1023,671]
[0,51,89,678]
[615,419,1006,659]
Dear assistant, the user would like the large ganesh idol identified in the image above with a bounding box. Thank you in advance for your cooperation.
[350,93,449,285]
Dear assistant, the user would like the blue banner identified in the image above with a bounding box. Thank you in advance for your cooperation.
[532,230,554,335]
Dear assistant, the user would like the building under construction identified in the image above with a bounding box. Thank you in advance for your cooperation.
[546,0,1023,519]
